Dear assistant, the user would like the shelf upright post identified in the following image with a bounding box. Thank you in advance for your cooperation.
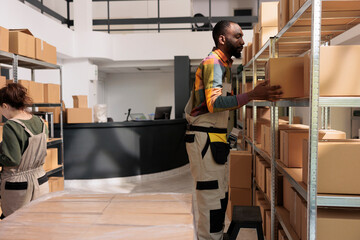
[269,37,279,240]
[308,0,322,239]
[13,54,18,83]
[59,66,64,170]
[288,106,293,124]
[31,69,36,112]
[241,70,247,150]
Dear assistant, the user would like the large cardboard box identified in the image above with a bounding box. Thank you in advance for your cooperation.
[289,0,300,18]
[73,95,88,108]
[280,129,308,167]
[229,151,252,188]
[302,139,360,194]
[0,26,9,52]
[35,38,57,65]
[290,191,303,239]
[260,27,278,48]
[227,187,252,220]
[317,208,360,240]
[304,46,360,97]
[66,108,92,123]
[267,57,305,99]
[278,0,290,31]
[29,81,44,103]
[43,148,58,172]
[44,83,60,103]
[259,2,279,28]
[9,29,35,58]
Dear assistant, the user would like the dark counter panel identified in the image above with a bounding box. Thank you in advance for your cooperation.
[57,119,189,179]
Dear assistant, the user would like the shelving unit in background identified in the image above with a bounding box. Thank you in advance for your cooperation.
[0,49,64,178]
[237,1,360,240]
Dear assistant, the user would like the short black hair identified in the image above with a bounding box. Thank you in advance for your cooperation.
[212,20,236,47]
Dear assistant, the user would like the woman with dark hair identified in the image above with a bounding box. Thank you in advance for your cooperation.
[0,83,49,219]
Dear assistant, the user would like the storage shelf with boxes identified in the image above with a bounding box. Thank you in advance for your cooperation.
[237,0,360,240]
[0,25,64,193]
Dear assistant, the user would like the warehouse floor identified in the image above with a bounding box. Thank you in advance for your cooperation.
[65,164,257,240]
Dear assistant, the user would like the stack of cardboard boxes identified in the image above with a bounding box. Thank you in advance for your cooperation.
[227,150,252,220]
[66,95,92,123]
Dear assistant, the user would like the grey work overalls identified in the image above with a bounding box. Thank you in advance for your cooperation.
[0,118,49,217]
[185,82,232,240]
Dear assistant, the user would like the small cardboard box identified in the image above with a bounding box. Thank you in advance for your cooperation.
[0,26,9,52]
[304,46,360,97]
[260,27,278,49]
[280,129,308,167]
[66,108,92,123]
[35,38,57,65]
[278,0,290,31]
[73,95,88,108]
[259,2,279,28]
[250,118,270,144]
[290,191,303,239]
[43,148,58,172]
[0,76,6,89]
[302,139,360,194]
[289,0,300,18]
[229,151,252,188]
[44,83,60,103]
[29,81,44,103]
[267,57,305,99]
[9,29,35,58]
[256,156,269,192]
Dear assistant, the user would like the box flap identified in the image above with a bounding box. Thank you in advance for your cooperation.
[9,29,33,36]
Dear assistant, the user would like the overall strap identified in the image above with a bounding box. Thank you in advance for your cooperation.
[9,119,34,137]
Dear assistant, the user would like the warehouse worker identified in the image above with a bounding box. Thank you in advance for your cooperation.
[0,83,49,219]
[185,20,282,240]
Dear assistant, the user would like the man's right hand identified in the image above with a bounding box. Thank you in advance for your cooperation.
[247,80,283,101]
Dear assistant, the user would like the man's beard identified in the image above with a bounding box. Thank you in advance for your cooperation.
[226,41,241,59]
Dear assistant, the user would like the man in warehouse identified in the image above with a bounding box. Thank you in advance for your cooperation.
[184,20,282,240]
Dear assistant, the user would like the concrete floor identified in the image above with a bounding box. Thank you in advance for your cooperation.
[65,164,258,240]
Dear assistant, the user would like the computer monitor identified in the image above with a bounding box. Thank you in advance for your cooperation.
[154,106,172,120]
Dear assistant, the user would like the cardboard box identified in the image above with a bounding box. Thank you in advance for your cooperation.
[0,26,9,52]
[48,177,64,192]
[229,151,252,188]
[299,0,306,7]
[259,200,270,234]
[9,29,35,58]
[246,106,270,120]
[302,139,360,194]
[304,46,360,97]
[253,32,260,57]
[283,177,297,212]
[38,107,62,124]
[265,168,283,205]
[260,27,278,49]
[317,208,360,240]
[250,118,270,144]
[247,42,253,61]
[242,46,247,65]
[267,57,305,99]
[35,38,57,65]
[280,129,308,167]
[254,23,260,34]
[278,229,288,240]
[300,198,307,240]
[29,81,44,103]
[227,187,252,220]
[43,148,58,172]
[265,168,271,200]
[44,83,60,103]
[290,191,303,239]
[265,210,271,240]
[255,190,265,207]
[279,116,301,124]
[256,156,269,192]
[289,0,300,18]
[278,0,290,31]
[66,108,92,123]
[73,95,88,108]
[260,2,279,28]
[0,76,6,89]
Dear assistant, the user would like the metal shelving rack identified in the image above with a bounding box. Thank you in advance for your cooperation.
[0,50,64,178]
[238,1,360,239]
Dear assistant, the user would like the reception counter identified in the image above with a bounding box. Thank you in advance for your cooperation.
[57,119,189,179]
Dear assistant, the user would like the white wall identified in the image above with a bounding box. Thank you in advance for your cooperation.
[104,72,175,121]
